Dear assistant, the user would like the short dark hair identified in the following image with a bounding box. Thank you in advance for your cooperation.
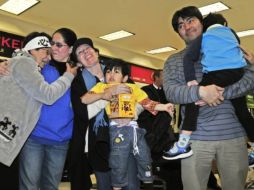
[152,69,162,81]
[172,6,203,32]
[104,58,134,83]
[22,32,51,49]
[104,58,132,82]
[203,13,228,32]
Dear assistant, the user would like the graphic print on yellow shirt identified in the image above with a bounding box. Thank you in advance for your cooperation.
[90,83,147,119]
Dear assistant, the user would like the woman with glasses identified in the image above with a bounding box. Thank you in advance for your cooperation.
[69,37,140,190]
[19,28,77,190]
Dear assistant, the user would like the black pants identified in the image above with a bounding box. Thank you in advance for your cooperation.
[183,68,254,141]
[0,156,19,190]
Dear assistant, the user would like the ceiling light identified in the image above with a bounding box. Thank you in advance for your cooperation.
[237,30,254,38]
[199,2,229,16]
[99,30,134,41]
[146,46,176,54]
[0,0,39,15]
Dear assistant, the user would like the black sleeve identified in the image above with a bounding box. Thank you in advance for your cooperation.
[141,86,154,100]
[71,76,89,123]
[183,35,202,82]
[69,73,92,190]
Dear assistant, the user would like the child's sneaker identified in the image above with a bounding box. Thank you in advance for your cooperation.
[248,150,254,168]
[162,142,193,160]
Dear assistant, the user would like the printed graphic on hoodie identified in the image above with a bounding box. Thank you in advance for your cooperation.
[0,116,19,142]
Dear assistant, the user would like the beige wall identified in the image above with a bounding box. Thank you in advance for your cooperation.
[0,13,164,69]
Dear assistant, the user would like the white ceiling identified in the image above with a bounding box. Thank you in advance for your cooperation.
[0,0,253,69]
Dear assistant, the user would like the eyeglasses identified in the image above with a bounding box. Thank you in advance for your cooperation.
[76,46,92,56]
[50,41,68,48]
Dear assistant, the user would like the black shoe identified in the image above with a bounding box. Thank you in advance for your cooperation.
[207,184,222,190]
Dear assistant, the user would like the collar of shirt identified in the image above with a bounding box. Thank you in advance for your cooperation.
[153,83,161,90]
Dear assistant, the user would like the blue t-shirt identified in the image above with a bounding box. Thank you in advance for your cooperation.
[30,61,73,144]
[201,25,246,72]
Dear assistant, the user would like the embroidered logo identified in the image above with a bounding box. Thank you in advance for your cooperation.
[0,117,19,142]
[38,39,49,47]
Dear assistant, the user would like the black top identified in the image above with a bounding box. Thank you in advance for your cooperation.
[69,69,110,190]
[49,59,66,76]
[137,84,175,157]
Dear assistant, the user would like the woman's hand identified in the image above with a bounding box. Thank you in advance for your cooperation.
[66,63,78,76]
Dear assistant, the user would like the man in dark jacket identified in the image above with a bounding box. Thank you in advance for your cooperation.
[138,70,182,190]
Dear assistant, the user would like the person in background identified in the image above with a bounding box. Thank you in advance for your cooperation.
[69,38,140,190]
[138,69,182,190]
[163,6,254,190]
[19,28,78,190]
[0,31,76,190]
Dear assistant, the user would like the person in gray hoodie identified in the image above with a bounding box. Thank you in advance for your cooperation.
[0,31,77,168]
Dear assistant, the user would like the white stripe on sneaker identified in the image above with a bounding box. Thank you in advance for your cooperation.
[162,149,193,160]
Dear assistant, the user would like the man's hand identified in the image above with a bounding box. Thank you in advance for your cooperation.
[199,85,224,106]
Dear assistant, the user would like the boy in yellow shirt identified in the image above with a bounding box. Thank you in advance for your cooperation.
[81,58,174,190]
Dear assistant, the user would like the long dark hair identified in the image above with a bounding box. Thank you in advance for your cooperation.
[52,28,77,47]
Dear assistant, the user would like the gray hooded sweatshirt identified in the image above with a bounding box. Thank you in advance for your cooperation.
[0,50,74,166]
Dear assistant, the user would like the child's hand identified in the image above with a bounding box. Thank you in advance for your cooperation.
[108,84,131,95]
[195,100,207,106]
[102,90,113,101]
[0,60,10,76]
[164,103,175,117]
[187,80,198,86]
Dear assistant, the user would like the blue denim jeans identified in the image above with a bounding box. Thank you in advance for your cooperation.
[19,138,69,190]
[94,170,111,190]
[109,122,153,188]
[95,154,140,190]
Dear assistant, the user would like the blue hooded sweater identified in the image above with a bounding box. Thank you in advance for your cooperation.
[30,60,73,144]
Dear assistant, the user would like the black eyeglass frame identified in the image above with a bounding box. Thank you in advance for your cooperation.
[50,41,68,48]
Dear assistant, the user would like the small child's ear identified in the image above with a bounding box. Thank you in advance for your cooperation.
[122,75,128,83]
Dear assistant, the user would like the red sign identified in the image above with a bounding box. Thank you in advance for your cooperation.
[0,31,24,58]
[130,65,154,84]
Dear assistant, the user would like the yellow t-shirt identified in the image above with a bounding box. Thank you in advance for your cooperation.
[90,82,148,118]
